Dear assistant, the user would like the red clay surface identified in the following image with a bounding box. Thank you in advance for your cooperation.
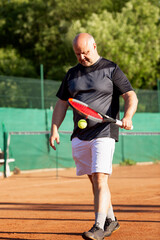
[0,163,160,240]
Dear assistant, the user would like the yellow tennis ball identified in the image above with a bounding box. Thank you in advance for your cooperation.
[78,119,87,129]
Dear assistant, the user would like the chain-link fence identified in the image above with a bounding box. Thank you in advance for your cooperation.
[0,75,159,112]
[0,75,60,109]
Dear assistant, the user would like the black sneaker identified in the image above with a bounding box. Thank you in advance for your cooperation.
[82,223,104,240]
[104,217,120,237]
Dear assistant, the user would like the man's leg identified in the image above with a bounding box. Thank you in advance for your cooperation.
[92,172,110,229]
[87,174,120,239]
[82,173,109,240]
[88,175,115,221]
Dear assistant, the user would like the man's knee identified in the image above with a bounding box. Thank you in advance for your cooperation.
[92,173,108,188]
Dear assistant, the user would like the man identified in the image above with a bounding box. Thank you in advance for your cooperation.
[50,33,138,240]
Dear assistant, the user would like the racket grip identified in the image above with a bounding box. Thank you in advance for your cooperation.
[115,119,123,127]
[116,120,133,130]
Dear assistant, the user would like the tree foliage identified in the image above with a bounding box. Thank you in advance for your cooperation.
[65,0,160,89]
[0,48,37,77]
[0,0,159,89]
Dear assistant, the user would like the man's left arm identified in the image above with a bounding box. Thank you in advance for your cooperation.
[121,90,138,130]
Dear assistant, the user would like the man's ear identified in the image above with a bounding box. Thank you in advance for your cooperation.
[93,43,97,49]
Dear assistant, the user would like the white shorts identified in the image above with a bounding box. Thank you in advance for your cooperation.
[71,137,115,176]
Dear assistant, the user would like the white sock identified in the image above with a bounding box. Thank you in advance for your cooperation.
[107,205,115,221]
[95,212,107,230]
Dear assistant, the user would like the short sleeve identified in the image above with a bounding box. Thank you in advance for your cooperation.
[56,71,71,101]
[112,65,133,94]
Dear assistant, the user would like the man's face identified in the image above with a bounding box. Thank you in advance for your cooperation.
[73,41,97,67]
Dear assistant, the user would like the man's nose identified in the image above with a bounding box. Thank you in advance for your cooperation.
[80,54,85,60]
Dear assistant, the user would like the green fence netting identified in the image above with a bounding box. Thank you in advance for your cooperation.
[2,132,74,172]
[0,75,61,109]
[0,108,160,175]
[0,75,160,112]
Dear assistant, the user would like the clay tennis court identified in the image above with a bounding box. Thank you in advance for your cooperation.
[0,163,159,240]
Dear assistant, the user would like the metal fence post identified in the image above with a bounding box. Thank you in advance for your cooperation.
[3,131,8,178]
[40,64,44,109]
[157,78,160,112]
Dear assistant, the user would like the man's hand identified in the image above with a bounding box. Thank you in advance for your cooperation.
[49,99,68,150]
[49,131,60,150]
[122,91,138,130]
[121,117,133,130]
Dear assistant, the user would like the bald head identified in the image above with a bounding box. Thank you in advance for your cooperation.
[73,33,95,48]
[73,33,100,67]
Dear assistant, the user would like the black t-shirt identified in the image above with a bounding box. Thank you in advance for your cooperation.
[56,57,133,141]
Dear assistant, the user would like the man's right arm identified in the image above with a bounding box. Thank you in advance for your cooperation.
[49,99,69,150]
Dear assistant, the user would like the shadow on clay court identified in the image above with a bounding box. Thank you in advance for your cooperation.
[119,219,160,223]
[0,217,159,223]
[0,202,159,214]
[114,204,160,214]
[0,231,82,237]
[0,237,43,240]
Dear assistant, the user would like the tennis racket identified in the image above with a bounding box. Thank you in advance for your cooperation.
[68,98,133,129]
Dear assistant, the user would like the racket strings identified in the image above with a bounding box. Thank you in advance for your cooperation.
[71,102,103,120]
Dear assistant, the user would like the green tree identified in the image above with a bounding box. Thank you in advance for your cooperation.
[0,0,131,79]
[0,48,37,77]
[0,0,159,86]
[66,0,160,89]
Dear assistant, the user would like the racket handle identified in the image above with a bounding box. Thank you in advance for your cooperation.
[116,120,133,130]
